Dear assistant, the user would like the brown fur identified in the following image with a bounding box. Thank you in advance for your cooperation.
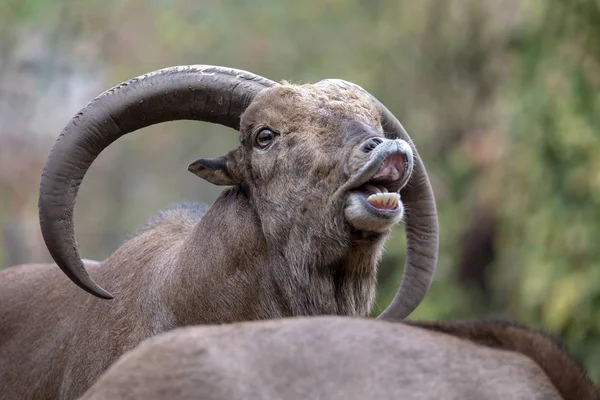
[407,319,599,400]
[0,84,404,399]
[79,316,598,400]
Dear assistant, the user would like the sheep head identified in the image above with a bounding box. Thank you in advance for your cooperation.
[38,66,438,320]
[189,83,413,242]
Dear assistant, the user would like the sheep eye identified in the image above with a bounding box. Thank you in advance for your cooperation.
[255,129,276,149]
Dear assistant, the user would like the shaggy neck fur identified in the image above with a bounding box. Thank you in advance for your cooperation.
[168,187,385,326]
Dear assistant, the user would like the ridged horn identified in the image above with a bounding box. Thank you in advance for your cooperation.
[39,65,277,299]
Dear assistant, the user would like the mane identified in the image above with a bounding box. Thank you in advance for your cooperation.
[133,201,209,237]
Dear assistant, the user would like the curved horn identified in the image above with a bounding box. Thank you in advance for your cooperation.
[39,65,277,299]
[318,79,439,320]
[375,102,439,320]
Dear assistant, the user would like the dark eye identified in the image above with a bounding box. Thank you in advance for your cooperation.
[254,128,276,149]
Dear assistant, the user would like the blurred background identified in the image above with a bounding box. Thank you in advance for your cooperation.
[1,0,599,381]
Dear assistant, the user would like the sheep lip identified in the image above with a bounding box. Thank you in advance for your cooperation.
[344,190,404,232]
[347,149,409,194]
[351,191,402,215]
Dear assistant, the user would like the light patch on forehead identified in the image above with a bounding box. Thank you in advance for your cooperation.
[279,81,381,128]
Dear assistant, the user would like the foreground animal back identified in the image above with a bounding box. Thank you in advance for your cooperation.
[80,317,598,400]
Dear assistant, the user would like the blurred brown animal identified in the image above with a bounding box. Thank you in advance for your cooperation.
[0,65,438,399]
[80,316,599,400]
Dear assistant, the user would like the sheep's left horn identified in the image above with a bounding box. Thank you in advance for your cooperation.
[39,65,277,299]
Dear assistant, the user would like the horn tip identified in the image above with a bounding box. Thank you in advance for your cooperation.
[76,277,114,300]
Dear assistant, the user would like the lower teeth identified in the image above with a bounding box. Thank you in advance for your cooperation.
[367,193,399,209]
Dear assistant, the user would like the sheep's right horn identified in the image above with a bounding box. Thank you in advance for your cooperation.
[375,104,439,320]
[39,65,277,299]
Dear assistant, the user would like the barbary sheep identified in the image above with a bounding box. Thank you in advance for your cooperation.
[0,65,438,399]
[80,316,599,400]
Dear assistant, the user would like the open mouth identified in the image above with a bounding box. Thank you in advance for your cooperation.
[346,139,412,212]
[356,152,407,211]
[342,138,414,232]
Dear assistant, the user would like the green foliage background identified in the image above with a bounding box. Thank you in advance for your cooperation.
[0,0,598,382]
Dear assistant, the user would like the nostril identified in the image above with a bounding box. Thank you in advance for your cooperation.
[360,137,384,153]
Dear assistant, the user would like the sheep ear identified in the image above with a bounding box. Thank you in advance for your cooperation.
[188,154,239,186]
